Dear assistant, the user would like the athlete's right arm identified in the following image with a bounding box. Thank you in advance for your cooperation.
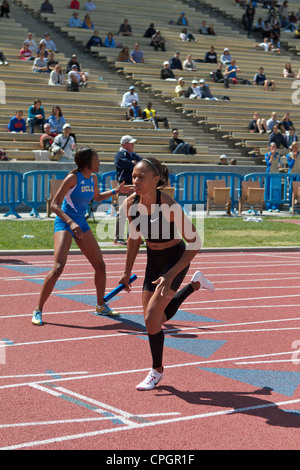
[118,194,141,291]
[50,174,77,227]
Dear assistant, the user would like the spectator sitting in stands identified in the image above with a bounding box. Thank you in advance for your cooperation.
[279,112,293,133]
[180,28,197,42]
[220,48,232,65]
[48,64,64,85]
[285,126,298,149]
[212,62,230,88]
[32,51,50,73]
[70,0,80,8]
[217,154,228,165]
[50,124,76,162]
[104,32,116,48]
[118,46,130,62]
[249,111,267,134]
[269,124,288,149]
[283,63,295,78]
[69,11,81,27]
[47,52,58,71]
[121,85,139,107]
[169,51,182,71]
[68,64,88,90]
[224,59,251,85]
[186,79,202,99]
[177,12,188,26]
[169,128,197,154]
[1,0,10,17]
[36,41,49,59]
[66,54,81,73]
[19,43,32,61]
[199,20,209,34]
[28,98,45,134]
[40,0,54,13]
[208,24,216,35]
[48,106,66,134]
[24,32,37,57]
[142,101,169,129]
[175,77,188,97]
[198,79,218,100]
[85,0,96,10]
[39,122,56,150]
[204,46,217,63]
[150,30,166,51]
[41,32,57,52]
[254,37,280,54]
[144,23,156,38]
[8,111,26,133]
[126,100,143,121]
[118,19,133,36]
[253,66,276,91]
[86,30,102,49]
[266,111,279,133]
[130,43,144,63]
[161,61,176,80]
[82,14,94,29]
[183,54,197,71]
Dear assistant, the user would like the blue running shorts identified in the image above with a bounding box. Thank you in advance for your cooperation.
[54,215,90,238]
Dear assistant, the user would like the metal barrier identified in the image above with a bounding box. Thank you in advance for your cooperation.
[2,169,299,218]
[0,171,23,218]
[22,170,69,217]
[244,173,300,208]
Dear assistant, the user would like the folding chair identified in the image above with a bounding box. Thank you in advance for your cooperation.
[46,179,63,217]
[238,181,265,215]
[206,180,231,215]
[291,181,300,214]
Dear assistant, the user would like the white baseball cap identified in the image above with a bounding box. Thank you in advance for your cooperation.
[120,135,137,145]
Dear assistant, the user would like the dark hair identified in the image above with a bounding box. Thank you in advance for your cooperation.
[140,157,169,189]
[73,146,95,172]
[52,106,63,117]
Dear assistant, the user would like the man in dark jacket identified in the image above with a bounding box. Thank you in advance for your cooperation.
[114,135,142,244]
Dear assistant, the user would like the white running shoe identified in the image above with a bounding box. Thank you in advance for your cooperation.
[136,368,164,391]
[191,271,215,292]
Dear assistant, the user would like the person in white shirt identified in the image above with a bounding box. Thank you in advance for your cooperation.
[121,86,139,107]
[48,64,64,85]
[24,32,38,58]
[50,124,76,161]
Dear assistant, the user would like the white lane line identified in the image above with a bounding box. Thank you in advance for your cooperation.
[2,397,300,450]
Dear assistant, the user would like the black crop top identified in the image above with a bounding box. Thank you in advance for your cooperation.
[129,190,177,243]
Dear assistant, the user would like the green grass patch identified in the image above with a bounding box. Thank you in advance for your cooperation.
[0,216,299,250]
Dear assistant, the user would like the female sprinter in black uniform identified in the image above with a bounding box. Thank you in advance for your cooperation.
[119,157,214,390]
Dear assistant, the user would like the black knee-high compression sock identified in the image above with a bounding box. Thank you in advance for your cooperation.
[164,284,194,321]
[148,330,164,369]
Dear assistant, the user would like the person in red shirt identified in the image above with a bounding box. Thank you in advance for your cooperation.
[70,0,80,8]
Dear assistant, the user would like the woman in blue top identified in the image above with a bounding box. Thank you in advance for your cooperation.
[104,32,116,48]
[32,147,125,326]
[265,142,283,212]
[48,106,66,134]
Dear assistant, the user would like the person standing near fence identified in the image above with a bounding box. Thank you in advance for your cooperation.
[32,147,125,326]
[118,157,214,390]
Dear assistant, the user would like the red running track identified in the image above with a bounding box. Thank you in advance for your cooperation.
[0,250,300,450]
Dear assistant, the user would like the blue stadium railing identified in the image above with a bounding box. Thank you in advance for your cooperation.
[1,170,299,218]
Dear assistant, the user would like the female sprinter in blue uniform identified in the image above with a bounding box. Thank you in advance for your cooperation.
[32,146,126,326]
[119,157,214,390]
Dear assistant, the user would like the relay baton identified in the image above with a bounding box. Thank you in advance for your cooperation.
[103,274,137,302]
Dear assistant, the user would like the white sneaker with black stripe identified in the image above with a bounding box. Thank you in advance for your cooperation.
[136,368,164,391]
